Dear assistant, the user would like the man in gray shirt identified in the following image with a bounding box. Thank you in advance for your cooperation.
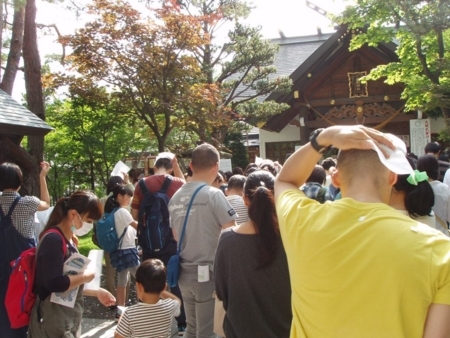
[169,143,236,338]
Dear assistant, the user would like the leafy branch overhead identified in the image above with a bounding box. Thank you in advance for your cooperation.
[336,0,450,117]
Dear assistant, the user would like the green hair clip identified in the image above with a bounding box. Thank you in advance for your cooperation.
[407,170,429,186]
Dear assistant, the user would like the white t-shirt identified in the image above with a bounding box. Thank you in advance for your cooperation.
[444,169,450,188]
[115,299,181,338]
[114,208,137,250]
[430,180,450,225]
[324,175,332,188]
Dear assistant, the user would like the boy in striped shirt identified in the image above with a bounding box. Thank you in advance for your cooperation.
[115,259,181,338]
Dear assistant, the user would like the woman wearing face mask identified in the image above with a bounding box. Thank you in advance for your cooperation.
[28,191,116,338]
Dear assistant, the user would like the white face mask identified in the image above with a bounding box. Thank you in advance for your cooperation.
[73,222,93,237]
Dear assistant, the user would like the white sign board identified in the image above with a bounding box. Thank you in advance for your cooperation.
[219,159,232,172]
[410,119,431,156]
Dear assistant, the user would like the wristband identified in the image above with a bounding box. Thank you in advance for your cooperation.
[309,128,332,154]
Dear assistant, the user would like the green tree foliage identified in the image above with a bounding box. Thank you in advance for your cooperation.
[337,0,450,118]
[52,0,214,152]
[44,98,155,199]
[223,129,249,169]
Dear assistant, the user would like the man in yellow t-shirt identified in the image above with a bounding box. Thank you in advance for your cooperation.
[275,125,450,338]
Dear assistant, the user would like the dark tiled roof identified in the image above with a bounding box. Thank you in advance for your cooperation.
[0,89,53,136]
[270,33,334,77]
[232,34,332,103]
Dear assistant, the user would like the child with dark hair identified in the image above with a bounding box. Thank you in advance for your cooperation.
[259,160,278,176]
[232,167,244,176]
[226,175,249,225]
[424,141,450,181]
[301,165,333,203]
[128,169,140,187]
[389,157,443,234]
[244,163,258,176]
[105,185,139,317]
[99,175,134,300]
[223,171,233,182]
[214,171,292,338]
[114,259,181,338]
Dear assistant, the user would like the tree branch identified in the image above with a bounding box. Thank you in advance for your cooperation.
[36,23,66,64]
[416,38,440,84]
[223,66,251,106]
[436,28,444,60]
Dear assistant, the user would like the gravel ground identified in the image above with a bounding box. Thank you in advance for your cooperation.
[83,269,138,319]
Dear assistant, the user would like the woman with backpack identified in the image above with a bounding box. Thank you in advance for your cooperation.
[214,170,292,338]
[0,162,51,338]
[28,191,116,338]
[104,185,139,319]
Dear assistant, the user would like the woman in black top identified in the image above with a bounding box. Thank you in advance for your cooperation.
[28,191,116,338]
[214,171,292,338]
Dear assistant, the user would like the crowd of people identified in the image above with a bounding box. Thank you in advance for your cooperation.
[2,125,450,338]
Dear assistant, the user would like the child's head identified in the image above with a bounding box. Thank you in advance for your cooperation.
[136,259,167,295]
[0,162,23,191]
[104,184,133,212]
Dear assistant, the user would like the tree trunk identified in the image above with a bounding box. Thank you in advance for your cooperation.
[0,0,4,81]
[0,2,25,95]
[23,0,45,196]
[90,157,95,191]
[158,136,165,152]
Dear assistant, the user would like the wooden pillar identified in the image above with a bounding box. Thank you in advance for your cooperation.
[299,106,309,145]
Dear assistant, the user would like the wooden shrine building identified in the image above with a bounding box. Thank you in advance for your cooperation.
[257,26,418,163]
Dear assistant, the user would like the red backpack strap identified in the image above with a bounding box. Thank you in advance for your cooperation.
[40,228,68,256]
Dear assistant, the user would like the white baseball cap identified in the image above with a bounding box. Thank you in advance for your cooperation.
[370,134,414,175]
[155,152,175,163]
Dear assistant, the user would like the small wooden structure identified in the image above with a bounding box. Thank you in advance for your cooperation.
[0,89,53,194]
[0,89,52,139]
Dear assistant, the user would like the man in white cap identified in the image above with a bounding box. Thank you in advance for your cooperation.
[275,125,450,337]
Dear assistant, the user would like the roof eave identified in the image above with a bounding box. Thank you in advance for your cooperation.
[0,124,53,137]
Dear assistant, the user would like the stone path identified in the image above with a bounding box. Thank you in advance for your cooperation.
[81,318,117,338]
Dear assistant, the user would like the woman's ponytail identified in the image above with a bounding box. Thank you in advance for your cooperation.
[245,171,279,268]
[40,197,69,239]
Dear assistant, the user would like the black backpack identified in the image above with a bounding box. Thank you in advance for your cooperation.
[137,177,173,254]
